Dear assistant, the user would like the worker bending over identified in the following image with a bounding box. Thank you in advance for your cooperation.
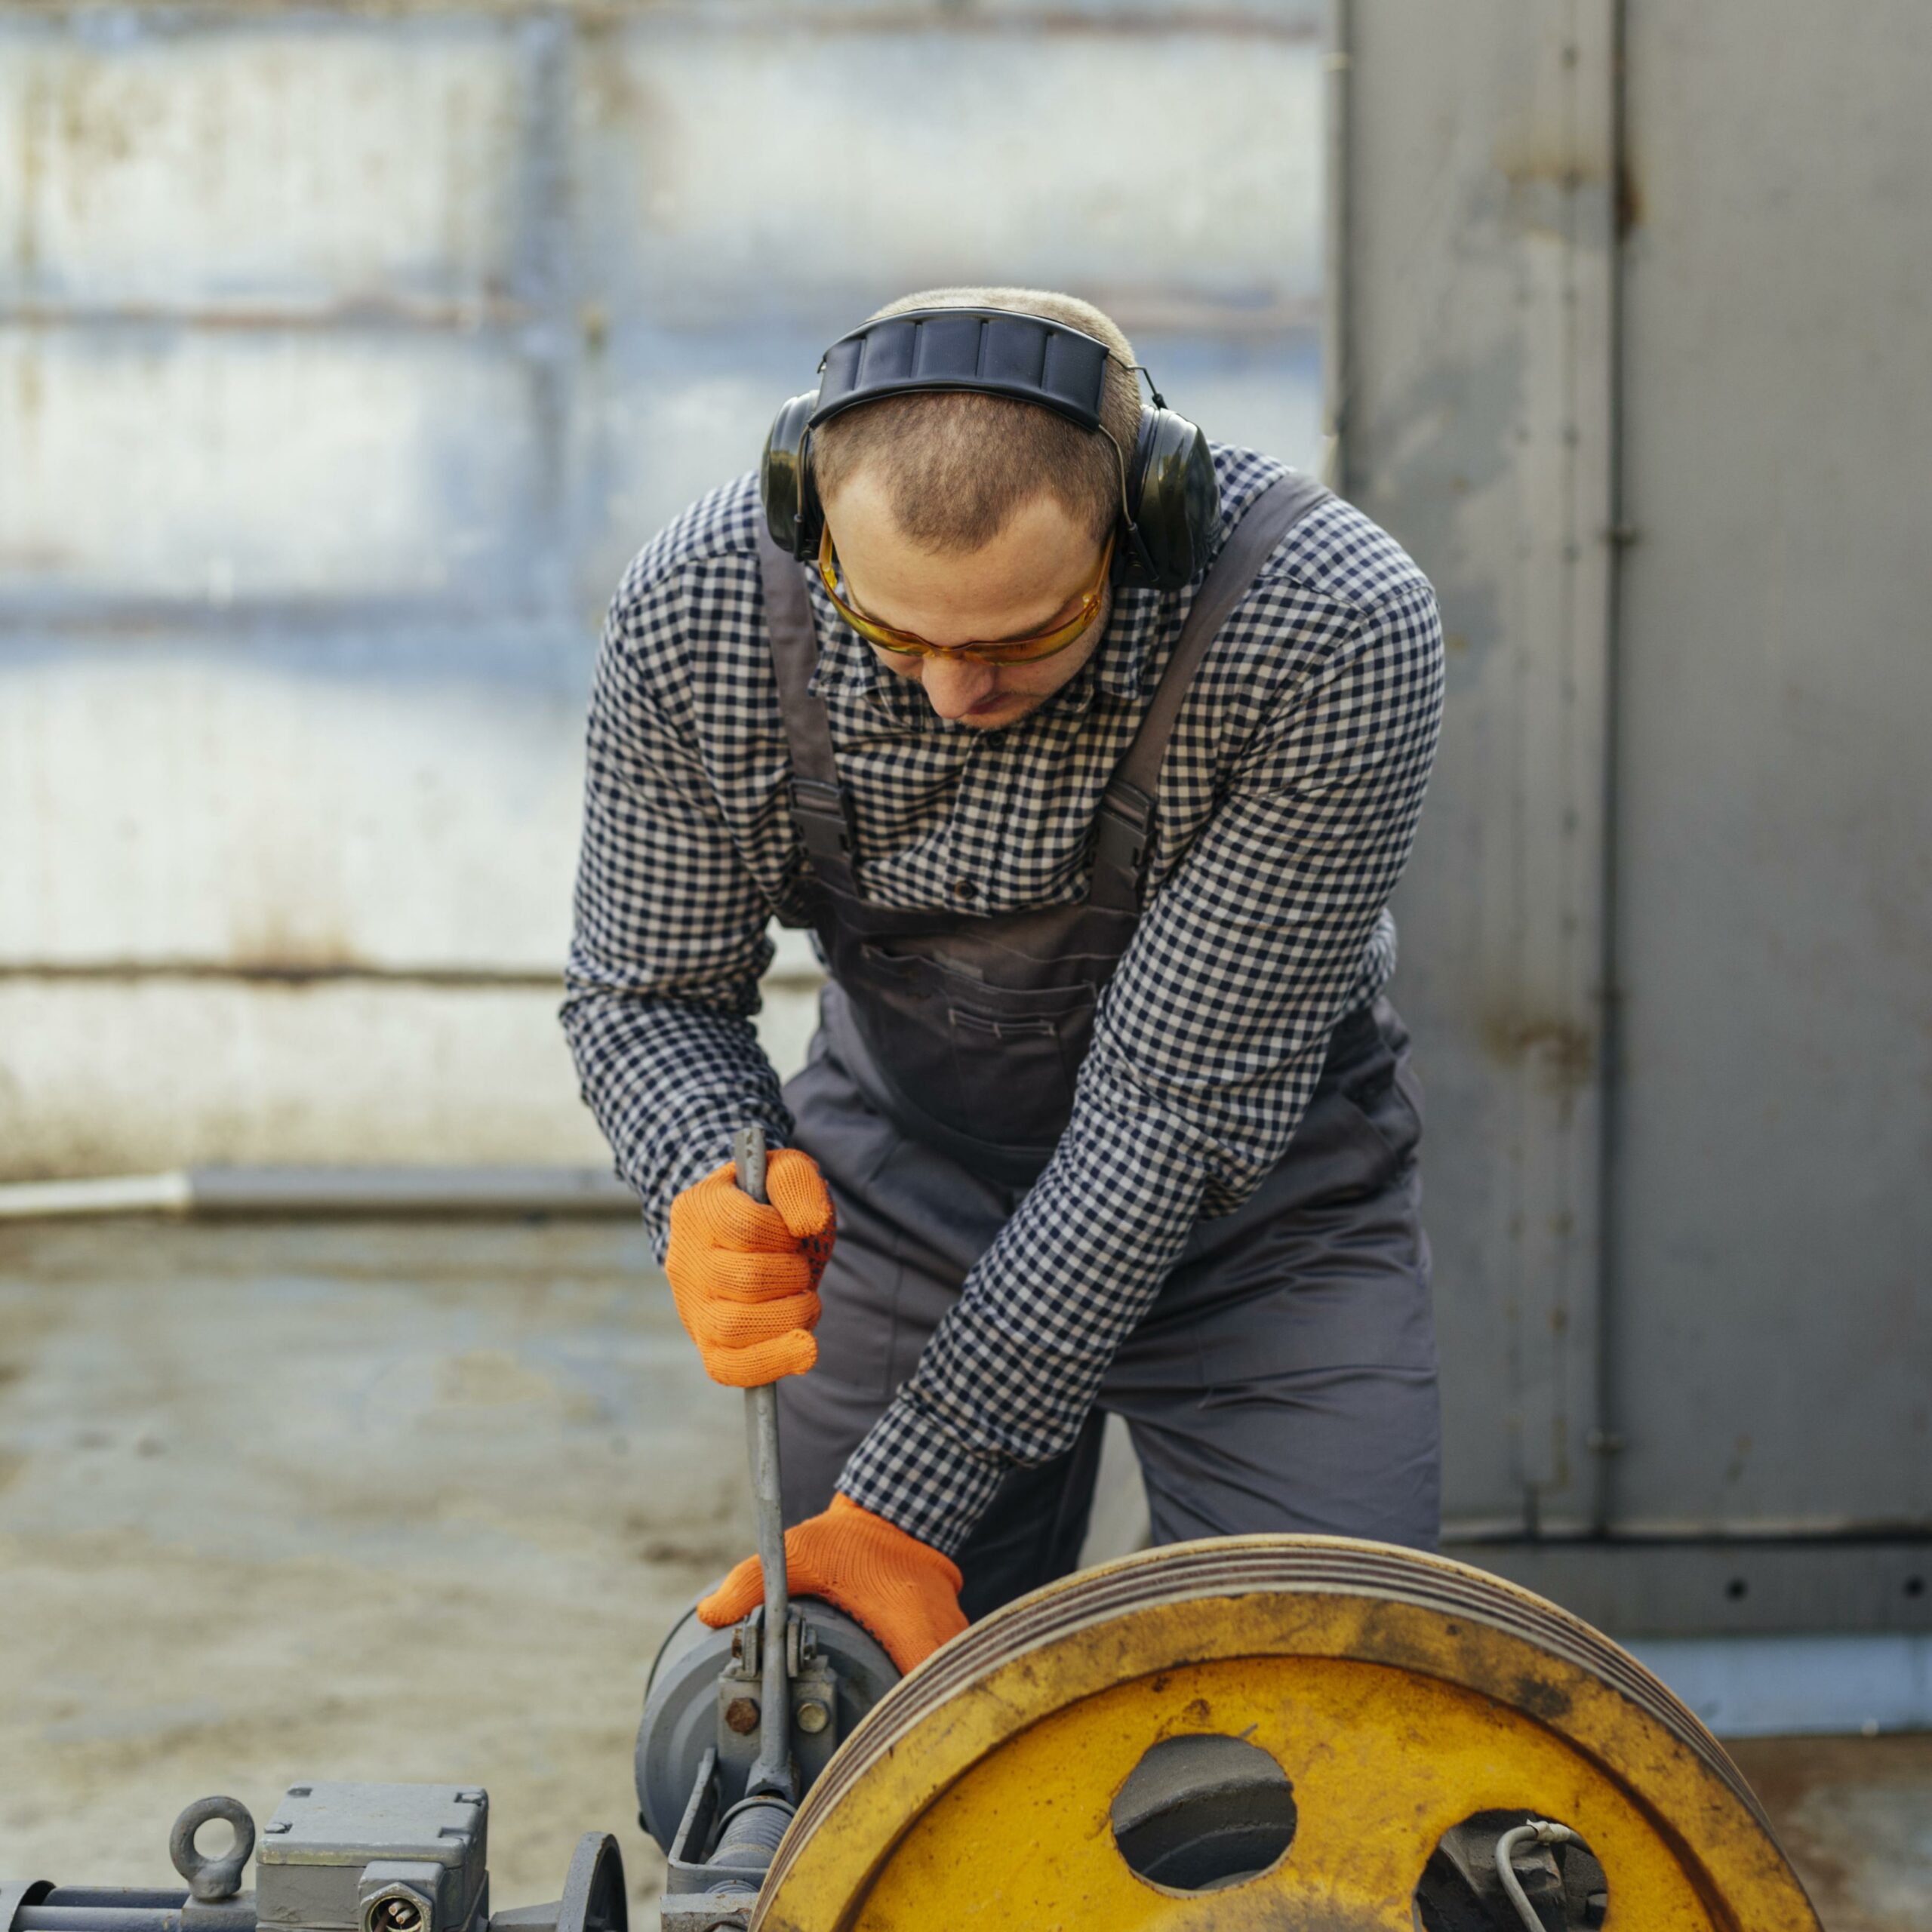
[562,288,1444,1675]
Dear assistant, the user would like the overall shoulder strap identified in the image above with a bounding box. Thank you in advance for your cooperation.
[1089,469,1334,912]
[757,526,860,896]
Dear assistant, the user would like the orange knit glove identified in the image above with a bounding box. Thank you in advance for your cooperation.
[664,1149,835,1387]
[697,1495,968,1674]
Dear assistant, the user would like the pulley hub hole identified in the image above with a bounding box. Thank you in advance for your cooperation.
[1109,1733,1297,1894]
[1415,1809,1610,1930]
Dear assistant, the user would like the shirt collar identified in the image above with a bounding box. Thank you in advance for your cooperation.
[1094,583,1162,700]
[804,576,884,700]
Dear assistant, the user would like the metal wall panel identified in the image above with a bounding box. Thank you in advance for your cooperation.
[0,3,1324,1178]
[0,331,546,606]
[1338,0,1618,1535]
[0,980,609,1174]
[0,19,529,314]
[570,18,1322,329]
[0,633,583,968]
[0,977,823,1176]
[1605,4,1932,1536]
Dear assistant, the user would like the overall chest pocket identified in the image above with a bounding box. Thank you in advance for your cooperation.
[944,989,1096,1150]
[844,939,1105,1149]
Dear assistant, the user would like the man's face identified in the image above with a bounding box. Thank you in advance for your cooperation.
[820,469,1112,732]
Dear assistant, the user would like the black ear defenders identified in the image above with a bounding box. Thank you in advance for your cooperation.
[759,308,1221,592]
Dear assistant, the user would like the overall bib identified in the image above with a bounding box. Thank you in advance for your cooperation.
[758,475,1441,1614]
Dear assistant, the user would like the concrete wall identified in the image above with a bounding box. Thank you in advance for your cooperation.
[1,2,1326,1178]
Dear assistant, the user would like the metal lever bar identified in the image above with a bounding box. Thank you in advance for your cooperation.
[734,1124,795,1803]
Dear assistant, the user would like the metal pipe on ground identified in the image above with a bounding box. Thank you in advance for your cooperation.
[17,1912,183,1932]
[0,1168,638,1222]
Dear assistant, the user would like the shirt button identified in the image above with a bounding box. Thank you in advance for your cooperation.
[950,878,980,902]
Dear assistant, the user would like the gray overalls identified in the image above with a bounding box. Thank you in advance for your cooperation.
[758,474,1441,1618]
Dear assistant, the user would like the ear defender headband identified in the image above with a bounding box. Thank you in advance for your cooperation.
[759,308,1221,593]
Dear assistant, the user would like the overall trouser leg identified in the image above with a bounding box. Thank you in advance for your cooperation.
[774,999,1441,1620]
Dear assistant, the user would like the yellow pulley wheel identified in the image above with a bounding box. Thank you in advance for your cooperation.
[754,1536,1820,1931]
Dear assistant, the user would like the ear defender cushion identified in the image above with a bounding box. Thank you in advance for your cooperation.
[760,390,822,558]
[1122,407,1223,591]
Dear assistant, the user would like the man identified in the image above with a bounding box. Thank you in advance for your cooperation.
[562,288,1444,1675]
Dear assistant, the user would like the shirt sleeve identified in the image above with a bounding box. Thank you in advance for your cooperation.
[835,571,1445,1553]
[560,566,792,1257]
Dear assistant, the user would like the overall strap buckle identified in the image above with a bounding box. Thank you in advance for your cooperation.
[1090,780,1155,912]
[789,775,858,866]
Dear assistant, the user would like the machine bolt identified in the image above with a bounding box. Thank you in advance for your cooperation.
[371,1899,423,1932]
[795,1700,830,1735]
[724,1696,761,1734]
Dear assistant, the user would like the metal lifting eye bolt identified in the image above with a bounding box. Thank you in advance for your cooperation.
[168,1795,256,1905]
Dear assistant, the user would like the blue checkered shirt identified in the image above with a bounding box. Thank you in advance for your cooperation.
[561,447,1443,1555]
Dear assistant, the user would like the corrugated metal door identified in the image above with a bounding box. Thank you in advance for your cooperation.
[1604,6,1932,1547]
[1340,0,1931,1633]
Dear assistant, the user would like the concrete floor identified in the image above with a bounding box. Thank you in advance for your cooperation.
[1729,1735,1932,1932]
[0,1217,735,1915]
[3,1218,1927,1927]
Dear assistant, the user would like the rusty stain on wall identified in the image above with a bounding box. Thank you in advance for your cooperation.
[1479,1011,1598,1097]
[1616,156,1645,238]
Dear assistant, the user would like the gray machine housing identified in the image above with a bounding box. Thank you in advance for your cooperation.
[635,1599,897,1932]
[256,1786,488,1932]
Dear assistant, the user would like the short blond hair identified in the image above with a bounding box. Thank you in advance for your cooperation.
[811,286,1142,554]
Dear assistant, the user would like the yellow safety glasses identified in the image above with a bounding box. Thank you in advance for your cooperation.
[817,525,1115,666]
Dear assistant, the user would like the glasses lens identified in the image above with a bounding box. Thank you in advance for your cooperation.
[820,530,1109,663]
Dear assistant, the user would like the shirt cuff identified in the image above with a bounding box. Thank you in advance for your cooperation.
[834,1389,1011,1558]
